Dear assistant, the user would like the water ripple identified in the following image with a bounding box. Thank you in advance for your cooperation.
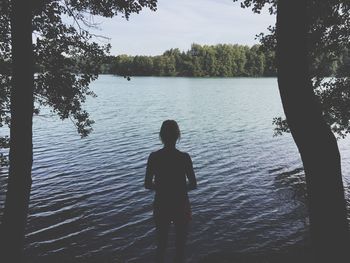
[1,76,349,262]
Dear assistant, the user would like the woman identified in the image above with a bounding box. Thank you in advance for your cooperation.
[145,120,197,263]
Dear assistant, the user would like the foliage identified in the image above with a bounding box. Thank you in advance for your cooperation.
[234,0,350,138]
[0,0,157,165]
[110,44,277,77]
[104,43,348,78]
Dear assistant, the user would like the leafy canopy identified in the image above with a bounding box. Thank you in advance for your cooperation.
[109,44,276,77]
[234,0,350,138]
[0,0,157,164]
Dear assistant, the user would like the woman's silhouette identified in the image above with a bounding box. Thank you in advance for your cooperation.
[145,120,197,263]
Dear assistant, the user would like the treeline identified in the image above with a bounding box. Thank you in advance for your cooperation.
[102,44,276,77]
[100,44,349,77]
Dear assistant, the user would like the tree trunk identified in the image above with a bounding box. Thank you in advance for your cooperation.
[276,0,349,262]
[1,0,34,261]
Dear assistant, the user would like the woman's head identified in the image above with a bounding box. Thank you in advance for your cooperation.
[159,120,181,146]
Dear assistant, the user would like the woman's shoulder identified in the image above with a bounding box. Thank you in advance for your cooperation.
[150,148,191,159]
[149,148,166,158]
[177,149,191,159]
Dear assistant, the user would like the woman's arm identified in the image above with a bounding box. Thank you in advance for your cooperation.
[185,153,197,191]
[145,153,156,190]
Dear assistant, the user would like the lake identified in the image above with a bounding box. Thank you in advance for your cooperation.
[1,76,350,262]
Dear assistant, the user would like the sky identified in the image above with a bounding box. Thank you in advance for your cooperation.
[88,0,276,56]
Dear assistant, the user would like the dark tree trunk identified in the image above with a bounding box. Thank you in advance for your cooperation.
[1,0,34,261]
[276,0,349,262]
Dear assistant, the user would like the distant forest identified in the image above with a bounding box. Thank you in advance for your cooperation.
[99,44,350,77]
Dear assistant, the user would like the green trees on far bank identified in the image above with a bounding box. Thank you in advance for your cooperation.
[104,43,349,77]
[108,44,276,77]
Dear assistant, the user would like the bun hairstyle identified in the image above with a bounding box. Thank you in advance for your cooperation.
[159,120,181,146]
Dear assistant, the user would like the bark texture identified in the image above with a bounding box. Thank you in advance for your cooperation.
[276,0,349,262]
[1,0,34,261]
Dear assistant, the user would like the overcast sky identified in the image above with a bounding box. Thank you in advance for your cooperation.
[89,0,275,56]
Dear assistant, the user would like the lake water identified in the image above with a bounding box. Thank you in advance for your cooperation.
[1,76,350,262]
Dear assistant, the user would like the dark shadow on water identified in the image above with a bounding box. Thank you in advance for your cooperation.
[199,246,313,263]
[273,167,307,204]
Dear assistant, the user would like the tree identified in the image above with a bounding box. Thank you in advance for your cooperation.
[0,0,157,261]
[276,1,349,261]
[244,45,264,76]
[132,56,154,75]
[152,55,176,76]
[1,2,34,262]
[202,46,217,77]
[109,43,286,77]
[112,54,134,76]
[235,0,350,261]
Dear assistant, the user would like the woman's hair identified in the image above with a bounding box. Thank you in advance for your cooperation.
[159,120,181,145]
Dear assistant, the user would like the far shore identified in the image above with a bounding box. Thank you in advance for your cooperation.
[100,74,277,78]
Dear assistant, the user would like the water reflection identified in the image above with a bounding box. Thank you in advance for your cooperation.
[1,76,349,262]
[273,167,307,204]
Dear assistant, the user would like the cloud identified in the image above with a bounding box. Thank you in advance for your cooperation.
[89,0,275,56]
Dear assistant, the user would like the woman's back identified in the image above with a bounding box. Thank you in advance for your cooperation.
[149,148,190,205]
